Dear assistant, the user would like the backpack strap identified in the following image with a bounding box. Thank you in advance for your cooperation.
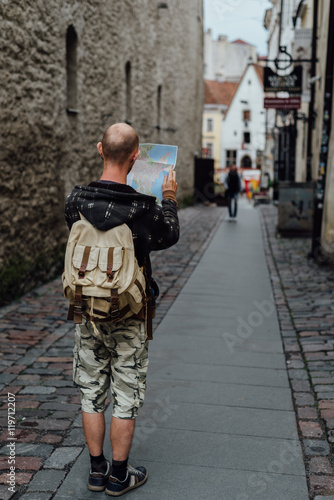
[135,279,146,302]
[142,263,153,340]
[78,246,91,278]
[67,304,74,321]
[107,247,115,282]
[146,297,153,340]
[74,285,83,324]
[110,289,120,320]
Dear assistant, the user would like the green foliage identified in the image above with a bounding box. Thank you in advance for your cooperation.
[0,245,66,306]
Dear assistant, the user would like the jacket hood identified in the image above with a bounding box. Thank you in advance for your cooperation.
[67,183,157,231]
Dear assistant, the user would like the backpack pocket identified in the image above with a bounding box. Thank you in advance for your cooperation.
[125,268,147,306]
[98,247,124,273]
[73,245,99,272]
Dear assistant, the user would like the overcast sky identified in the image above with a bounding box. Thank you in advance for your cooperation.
[204,0,272,56]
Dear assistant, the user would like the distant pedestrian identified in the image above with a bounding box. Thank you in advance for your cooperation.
[225,164,241,221]
[64,123,179,496]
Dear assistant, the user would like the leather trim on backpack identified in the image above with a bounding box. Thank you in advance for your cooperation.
[107,247,115,282]
[78,246,91,278]
[74,285,83,324]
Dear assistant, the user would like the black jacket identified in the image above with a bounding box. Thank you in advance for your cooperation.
[226,171,241,194]
[64,181,180,294]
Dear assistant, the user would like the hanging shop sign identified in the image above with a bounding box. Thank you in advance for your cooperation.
[264,97,301,110]
[264,66,303,94]
[292,28,312,61]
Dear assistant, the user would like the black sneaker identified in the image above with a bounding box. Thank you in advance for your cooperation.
[105,465,148,496]
[88,460,112,492]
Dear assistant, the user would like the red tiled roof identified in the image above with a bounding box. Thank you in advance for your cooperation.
[253,64,264,87]
[204,80,240,107]
[231,38,254,46]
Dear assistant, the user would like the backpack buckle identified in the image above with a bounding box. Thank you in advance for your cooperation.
[107,267,115,282]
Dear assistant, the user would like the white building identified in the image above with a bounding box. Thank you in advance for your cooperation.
[221,64,266,171]
[204,30,257,82]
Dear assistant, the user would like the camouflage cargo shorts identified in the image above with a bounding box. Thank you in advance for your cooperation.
[73,317,149,419]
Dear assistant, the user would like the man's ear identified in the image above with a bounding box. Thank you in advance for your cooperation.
[132,150,140,162]
[97,142,104,159]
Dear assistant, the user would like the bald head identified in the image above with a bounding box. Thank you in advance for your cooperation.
[101,123,139,165]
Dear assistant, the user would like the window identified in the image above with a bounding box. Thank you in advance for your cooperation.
[243,110,251,121]
[243,132,251,144]
[241,155,252,168]
[226,150,237,167]
[206,143,213,158]
[66,25,78,111]
[207,118,213,132]
[125,61,132,124]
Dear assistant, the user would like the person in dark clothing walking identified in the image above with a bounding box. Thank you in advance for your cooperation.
[224,164,241,221]
[64,123,179,496]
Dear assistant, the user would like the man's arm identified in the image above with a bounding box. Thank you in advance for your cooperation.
[224,173,229,190]
[150,165,179,251]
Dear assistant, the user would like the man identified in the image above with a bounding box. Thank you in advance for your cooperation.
[65,123,179,496]
[224,164,241,221]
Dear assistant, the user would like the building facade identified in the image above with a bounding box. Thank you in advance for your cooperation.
[0,0,204,302]
[202,80,238,170]
[264,0,334,259]
[264,0,313,183]
[204,30,258,82]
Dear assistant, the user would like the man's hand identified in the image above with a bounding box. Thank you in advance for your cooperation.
[162,165,177,194]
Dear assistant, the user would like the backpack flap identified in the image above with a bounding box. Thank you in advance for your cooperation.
[98,246,135,293]
[98,247,123,283]
[73,245,99,276]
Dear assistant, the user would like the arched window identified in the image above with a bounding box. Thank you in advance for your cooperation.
[125,61,132,124]
[241,155,252,168]
[66,25,78,112]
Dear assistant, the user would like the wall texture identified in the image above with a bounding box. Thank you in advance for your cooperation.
[0,0,204,303]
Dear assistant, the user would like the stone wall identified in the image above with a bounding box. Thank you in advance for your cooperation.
[0,0,204,303]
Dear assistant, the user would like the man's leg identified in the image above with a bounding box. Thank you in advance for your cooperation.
[234,194,238,218]
[105,318,149,495]
[82,411,105,456]
[228,195,232,218]
[110,417,135,461]
[73,323,111,491]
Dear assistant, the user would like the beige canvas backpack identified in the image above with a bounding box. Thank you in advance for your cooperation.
[62,215,147,327]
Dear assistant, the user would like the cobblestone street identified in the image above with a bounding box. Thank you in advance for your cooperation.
[261,205,334,499]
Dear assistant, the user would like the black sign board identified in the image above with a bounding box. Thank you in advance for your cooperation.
[264,66,303,94]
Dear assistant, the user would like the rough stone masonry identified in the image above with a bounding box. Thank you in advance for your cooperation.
[0,0,204,303]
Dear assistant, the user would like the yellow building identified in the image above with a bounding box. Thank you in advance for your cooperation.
[202,80,238,180]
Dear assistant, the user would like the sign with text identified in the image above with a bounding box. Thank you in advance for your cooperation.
[264,66,303,94]
[292,28,312,60]
[264,97,301,110]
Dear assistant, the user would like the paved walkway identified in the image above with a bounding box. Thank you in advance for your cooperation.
[3,198,334,499]
[54,198,308,500]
